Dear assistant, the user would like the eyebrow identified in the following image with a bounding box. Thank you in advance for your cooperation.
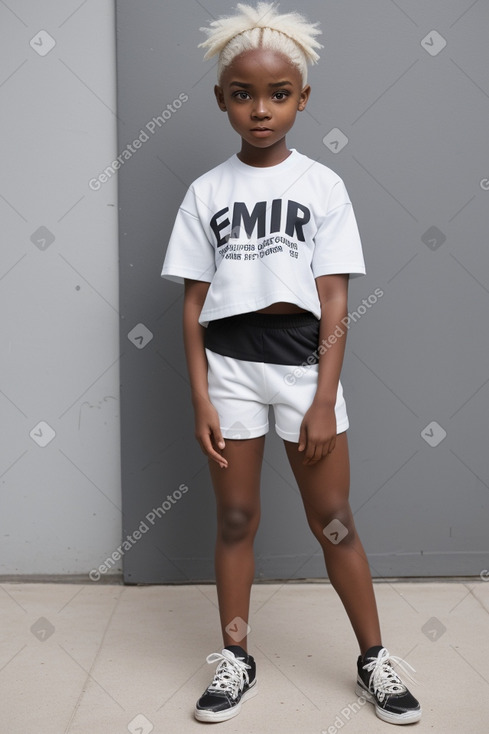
[229,80,293,88]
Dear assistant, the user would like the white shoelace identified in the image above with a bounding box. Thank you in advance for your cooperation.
[206,649,251,700]
[362,648,418,702]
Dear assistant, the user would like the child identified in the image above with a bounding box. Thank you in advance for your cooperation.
[162,2,421,726]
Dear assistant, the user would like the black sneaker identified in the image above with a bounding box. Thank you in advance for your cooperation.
[355,645,421,725]
[194,645,257,722]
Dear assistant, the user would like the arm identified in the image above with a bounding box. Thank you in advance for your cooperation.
[298,273,349,464]
[183,279,227,469]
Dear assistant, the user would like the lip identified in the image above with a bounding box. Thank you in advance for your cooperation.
[250,128,273,137]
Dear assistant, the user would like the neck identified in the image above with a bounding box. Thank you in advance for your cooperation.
[237,139,291,167]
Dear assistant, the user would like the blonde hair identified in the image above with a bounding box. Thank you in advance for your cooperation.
[199,2,322,85]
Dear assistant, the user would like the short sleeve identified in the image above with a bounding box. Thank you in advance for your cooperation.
[311,179,366,279]
[161,186,216,284]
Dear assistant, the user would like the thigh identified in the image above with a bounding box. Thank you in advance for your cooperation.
[269,365,349,442]
[283,431,350,522]
[206,349,269,439]
[208,435,265,515]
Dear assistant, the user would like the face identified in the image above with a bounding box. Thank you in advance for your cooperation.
[214,48,311,162]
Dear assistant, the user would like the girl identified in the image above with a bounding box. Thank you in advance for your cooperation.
[162,2,421,726]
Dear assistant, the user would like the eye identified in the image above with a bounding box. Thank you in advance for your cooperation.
[273,91,290,101]
[232,91,251,100]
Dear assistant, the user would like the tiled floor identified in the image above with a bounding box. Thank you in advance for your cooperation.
[1,580,488,733]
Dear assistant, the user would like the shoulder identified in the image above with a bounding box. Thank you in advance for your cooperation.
[292,151,351,208]
[178,157,235,215]
[188,156,235,190]
[293,150,344,186]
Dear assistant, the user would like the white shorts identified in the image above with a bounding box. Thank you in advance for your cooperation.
[204,312,349,442]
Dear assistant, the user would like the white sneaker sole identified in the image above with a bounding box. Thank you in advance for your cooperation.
[194,680,258,723]
[355,682,422,725]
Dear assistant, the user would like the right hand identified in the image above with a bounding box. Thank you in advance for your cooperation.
[193,398,228,469]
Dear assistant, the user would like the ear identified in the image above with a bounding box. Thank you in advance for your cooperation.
[214,85,227,111]
[298,84,311,111]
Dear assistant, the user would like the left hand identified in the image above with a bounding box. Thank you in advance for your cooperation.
[297,401,337,465]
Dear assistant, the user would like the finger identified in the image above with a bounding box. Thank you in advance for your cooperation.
[209,446,228,468]
[210,428,227,465]
[212,428,226,451]
[308,437,335,463]
[303,439,322,465]
[199,434,228,468]
[297,424,307,452]
[210,440,228,468]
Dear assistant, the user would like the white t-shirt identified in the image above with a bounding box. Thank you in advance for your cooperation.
[162,149,366,326]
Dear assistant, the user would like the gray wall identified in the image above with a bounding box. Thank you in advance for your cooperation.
[118,0,489,583]
[5,3,486,582]
[0,1,121,576]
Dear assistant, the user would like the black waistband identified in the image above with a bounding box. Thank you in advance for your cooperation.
[208,311,318,329]
[204,311,320,365]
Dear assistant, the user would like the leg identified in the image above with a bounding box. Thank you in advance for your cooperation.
[284,432,382,656]
[208,435,265,652]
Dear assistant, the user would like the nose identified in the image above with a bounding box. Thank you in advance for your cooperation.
[251,97,271,120]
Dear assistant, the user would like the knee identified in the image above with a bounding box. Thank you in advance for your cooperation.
[218,507,258,544]
[310,504,356,548]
